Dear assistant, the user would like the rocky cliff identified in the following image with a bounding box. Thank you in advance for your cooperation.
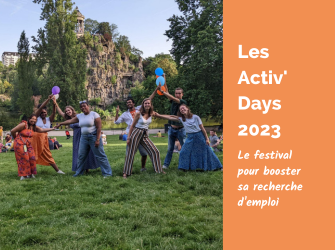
[84,35,144,108]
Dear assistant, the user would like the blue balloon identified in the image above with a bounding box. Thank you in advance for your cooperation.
[156,76,165,86]
[155,68,164,76]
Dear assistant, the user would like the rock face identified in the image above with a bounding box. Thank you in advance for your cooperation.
[85,35,144,108]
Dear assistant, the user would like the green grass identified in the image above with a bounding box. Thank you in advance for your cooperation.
[0,134,223,249]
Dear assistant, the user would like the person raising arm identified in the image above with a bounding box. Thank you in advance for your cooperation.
[156,77,187,169]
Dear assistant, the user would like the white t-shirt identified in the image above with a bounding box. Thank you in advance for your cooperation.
[135,114,152,129]
[36,116,51,129]
[76,111,100,134]
[178,115,202,134]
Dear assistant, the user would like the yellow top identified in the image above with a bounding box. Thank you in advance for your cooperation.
[0,129,3,135]
[157,132,162,137]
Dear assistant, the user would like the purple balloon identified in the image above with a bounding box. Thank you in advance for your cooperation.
[52,86,60,95]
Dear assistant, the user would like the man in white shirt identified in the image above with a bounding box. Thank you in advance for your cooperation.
[114,86,159,171]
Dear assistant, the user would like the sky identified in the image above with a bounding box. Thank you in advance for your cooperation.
[0,0,182,58]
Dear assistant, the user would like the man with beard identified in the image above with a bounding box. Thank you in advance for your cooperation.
[114,86,160,172]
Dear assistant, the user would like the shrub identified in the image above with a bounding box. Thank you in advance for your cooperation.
[93,107,111,120]
[89,98,101,105]
[95,44,103,52]
[129,53,139,63]
[126,80,133,88]
[114,52,121,69]
[134,67,139,72]
[83,31,94,48]
[111,75,117,85]
[93,36,99,43]
[128,64,135,71]
[0,99,11,108]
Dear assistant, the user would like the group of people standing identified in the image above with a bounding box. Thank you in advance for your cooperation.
[10,75,222,180]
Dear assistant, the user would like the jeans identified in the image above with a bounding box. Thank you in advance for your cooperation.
[74,131,112,177]
[163,127,186,167]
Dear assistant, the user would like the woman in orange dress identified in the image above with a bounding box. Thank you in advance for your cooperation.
[31,95,65,174]
[11,115,55,180]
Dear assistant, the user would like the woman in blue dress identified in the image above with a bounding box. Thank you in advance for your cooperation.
[54,100,98,172]
[153,104,222,171]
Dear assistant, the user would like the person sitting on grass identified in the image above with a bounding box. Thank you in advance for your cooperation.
[209,129,223,152]
[52,137,62,150]
[122,133,128,141]
[0,142,6,153]
[119,131,124,140]
[65,130,71,139]
[101,132,107,145]
[153,104,223,172]
[5,133,12,147]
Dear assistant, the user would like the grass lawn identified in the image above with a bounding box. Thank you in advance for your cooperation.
[0,134,223,249]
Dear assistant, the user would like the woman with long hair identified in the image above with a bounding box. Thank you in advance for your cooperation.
[11,114,55,180]
[123,98,165,178]
[54,101,112,177]
[153,104,222,171]
[54,100,98,173]
[32,95,65,174]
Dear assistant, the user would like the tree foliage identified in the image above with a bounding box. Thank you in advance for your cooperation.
[32,0,87,111]
[115,35,131,53]
[165,0,223,119]
[143,54,178,77]
[130,54,179,114]
[86,19,119,40]
[17,30,34,116]
[85,18,99,34]
[97,22,112,36]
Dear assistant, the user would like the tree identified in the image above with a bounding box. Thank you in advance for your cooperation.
[165,0,223,119]
[130,54,179,115]
[85,18,99,34]
[110,23,119,40]
[143,53,178,77]
[3,80,13,94]
[129,46,143,62]
[115,35,131,52]
[97,22,112,36]
[17,30,34,116]
[32,0,87,110]
[0,79,4,94]
[85,19,119,40]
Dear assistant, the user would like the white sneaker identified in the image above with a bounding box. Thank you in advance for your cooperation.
[162,165,169,169]
[20,176,28,180]
[57,170,65,174]
[31,174,36,178]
